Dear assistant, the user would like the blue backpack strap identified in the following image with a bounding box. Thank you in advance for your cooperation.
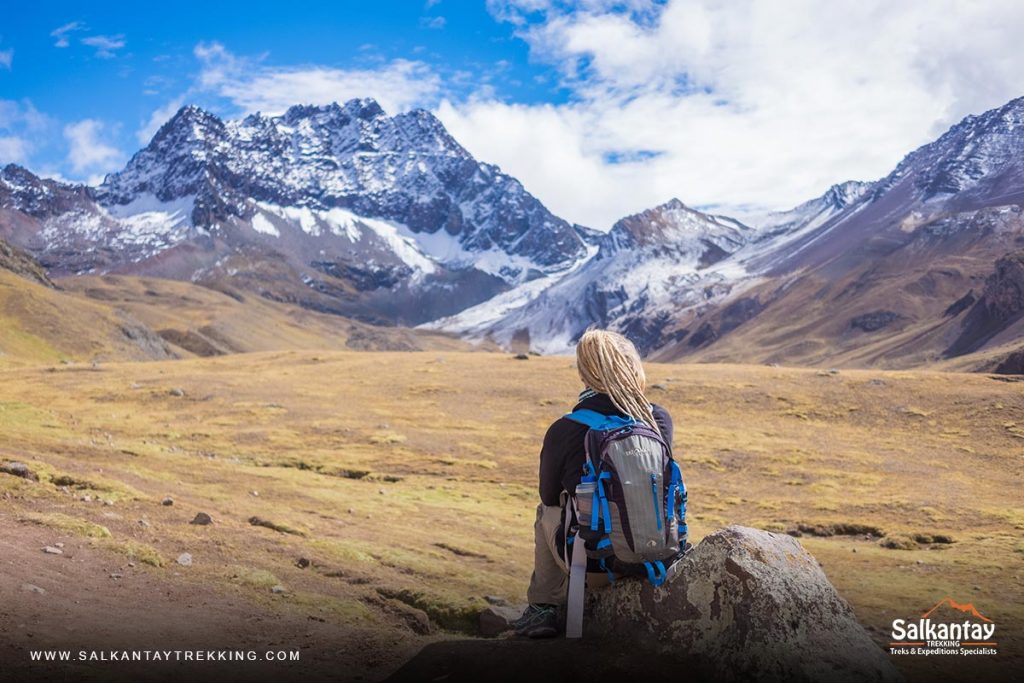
[564,409,636,431]
[643,560,668,588]
[666,461,682,523]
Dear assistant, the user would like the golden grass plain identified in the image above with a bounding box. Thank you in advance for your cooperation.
[1,350,1021,681]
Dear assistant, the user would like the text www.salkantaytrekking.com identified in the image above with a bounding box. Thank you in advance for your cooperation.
[30,650,300,663]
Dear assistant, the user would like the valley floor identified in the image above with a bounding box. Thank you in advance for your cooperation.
[0,351,1021,681]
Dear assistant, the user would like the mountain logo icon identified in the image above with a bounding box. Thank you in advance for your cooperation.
[889,596,997,656]
[921,597,992,623]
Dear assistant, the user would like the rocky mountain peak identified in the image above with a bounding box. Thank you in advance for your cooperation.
[822,180,871,210]
[877,95,1024,202]
[605,198,748,252]
[154,105,226,147]
[0,164,89,218]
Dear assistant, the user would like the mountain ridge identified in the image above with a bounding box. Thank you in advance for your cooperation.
[2,95,1024,371]
[0,99,592,326]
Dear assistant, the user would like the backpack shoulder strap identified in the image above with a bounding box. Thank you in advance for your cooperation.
[564,409,635,431]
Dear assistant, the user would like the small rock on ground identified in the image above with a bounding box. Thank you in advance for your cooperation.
[190,512,213,525]
[0,462,38,481]
[479,604,526,637]
[176,553,193,567]
[42,546,64,555]
[20,583,46,594]
[161,497,174,506]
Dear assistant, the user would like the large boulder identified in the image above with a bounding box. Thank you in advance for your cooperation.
[586,525,900,682]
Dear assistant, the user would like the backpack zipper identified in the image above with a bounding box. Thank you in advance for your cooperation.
[650,473,662,531]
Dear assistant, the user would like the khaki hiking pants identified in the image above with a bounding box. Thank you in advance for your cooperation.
[527,496,613,606]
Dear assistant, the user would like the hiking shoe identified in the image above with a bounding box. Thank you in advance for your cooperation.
[513,604,559,638]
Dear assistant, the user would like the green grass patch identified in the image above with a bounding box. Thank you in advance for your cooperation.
[19,512,112,538]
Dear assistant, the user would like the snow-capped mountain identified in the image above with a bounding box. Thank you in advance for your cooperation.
[3,93,1024,370]
[432,96,1024,368]
[1,99,589,324]
[650,96,1024,369]
[428,199,754,353]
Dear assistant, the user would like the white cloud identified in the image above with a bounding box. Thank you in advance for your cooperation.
[448,0,1024,228]
[82,34,125,59]
[51,21,84,48]
[420,16,447,30]
[0,100,51,164]
[63,119,122,175]
[193,41,441,116]
[0,136,29,163]
[0,49,12,70]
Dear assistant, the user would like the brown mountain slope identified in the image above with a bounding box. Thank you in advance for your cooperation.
[0,239,54,288]
[0,270,172,366]
[0,237,474,365]
[60,275,477,357]
[653,207,1024,372]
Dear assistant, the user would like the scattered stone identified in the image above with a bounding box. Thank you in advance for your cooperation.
[138,519,150,528]
[649,383,667,391]
[513,353,529,360]
[484,595,508,606]
[190,512,213,525]
[42,546,64,555]
[128,562,136,568]
[103,499,114,506]
[271,584,287,594]
[0,462,38,481]
[250,490,259,497]
[109,572,123,579]
[347,508,355,515]
[176,553,193,567]
[296,557,311,569]
[479,604,525,637]
[378,488,386,495]
[403,607,432,635]
[20,583,46,594]
[828,368,840,375]
[161,497,174,506]
[80,495,92,503]
[169,388,185,397]
[54,542,64,549]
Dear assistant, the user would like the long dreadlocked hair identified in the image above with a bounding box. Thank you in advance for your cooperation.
[575,328,660,438]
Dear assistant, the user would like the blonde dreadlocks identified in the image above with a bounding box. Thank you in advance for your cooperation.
[575,329,660,438]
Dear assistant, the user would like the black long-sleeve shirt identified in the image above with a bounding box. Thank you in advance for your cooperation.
[538,392,674,506]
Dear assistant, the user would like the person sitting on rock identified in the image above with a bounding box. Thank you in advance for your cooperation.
[513,329,674,638]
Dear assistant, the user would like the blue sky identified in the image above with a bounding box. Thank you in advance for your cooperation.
[1,1,567,178]
[3,1,1024,228]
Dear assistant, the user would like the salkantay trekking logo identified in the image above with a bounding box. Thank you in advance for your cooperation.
[889,597,998,657]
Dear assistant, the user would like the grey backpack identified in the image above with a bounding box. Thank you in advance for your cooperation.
[562,408,688,637]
